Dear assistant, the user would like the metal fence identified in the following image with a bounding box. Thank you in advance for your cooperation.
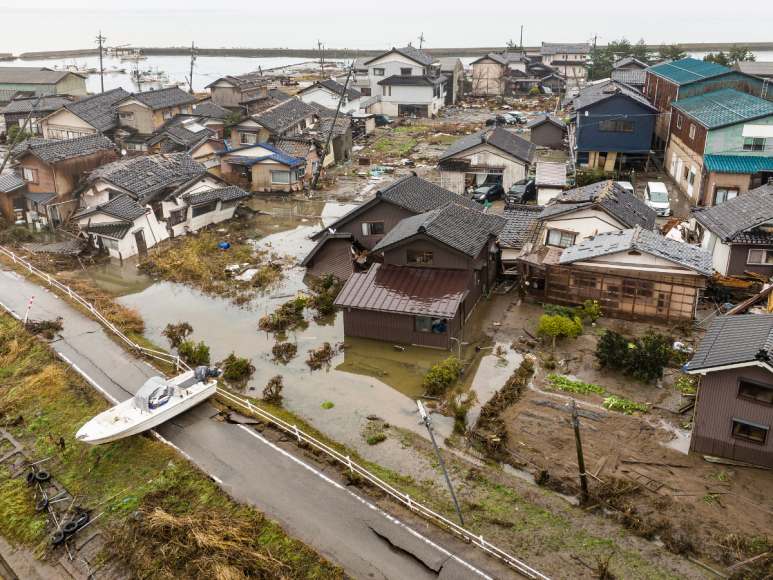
[215,388,551,580]
[0,245,190,373]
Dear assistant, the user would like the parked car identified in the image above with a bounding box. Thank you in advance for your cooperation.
[496,114,517,125]
[471,183,505,203]
[645,182,671,216]
[505,179,536,206]
[511,111,527,124]
[538,86,553,95]
[616,181,635,195]
[374,114,394,127]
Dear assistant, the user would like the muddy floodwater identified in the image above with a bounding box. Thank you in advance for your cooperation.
[76,199,517,452]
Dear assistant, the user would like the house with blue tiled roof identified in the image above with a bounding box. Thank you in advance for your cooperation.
[217,142,307,193]
[665,88,773,206]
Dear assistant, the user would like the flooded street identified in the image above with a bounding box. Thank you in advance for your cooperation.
[75,198,517,454]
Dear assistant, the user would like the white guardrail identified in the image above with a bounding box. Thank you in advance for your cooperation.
[0,245,191,373]
[0,244,550,580]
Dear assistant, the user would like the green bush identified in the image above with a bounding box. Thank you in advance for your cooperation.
[576,168,612,187]
[528,87,540,96]
[423,357,462,396]
[162,321,193,349]
[595,330,671,383]
[594,330,632,368]
[366,433,387,445]
[7,125,34,150]
[542,304,580,319]
[321,401,335,409]
[178,340,211,366]
[546,374,606,395]
[221,352,256,381]
[449,387,478,432]
[603,395,649,415]
[580,300,603,322]
[536,315,583,340]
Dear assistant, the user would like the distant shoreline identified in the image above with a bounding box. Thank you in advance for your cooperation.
[8,42,773,61]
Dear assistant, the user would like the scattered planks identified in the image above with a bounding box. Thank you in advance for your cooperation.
[704,455,773,470]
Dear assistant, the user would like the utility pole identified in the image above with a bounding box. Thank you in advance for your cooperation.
[318,40,325,79]
[590,34,598,81]
[520,25,523,50]
[419,33,425,50]
[417,401,464,525]
[96,31,106,92]
[571,399,589,501]
[187,42,196,94]
[0,91,50,176]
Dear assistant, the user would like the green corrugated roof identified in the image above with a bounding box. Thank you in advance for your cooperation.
[648,57,731,85]
[703,154,773,174]
[672,88,773,129]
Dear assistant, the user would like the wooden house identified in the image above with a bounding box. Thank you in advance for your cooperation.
[470,51,529,97]
[228,98,317,147]
[270,137,321,180]
[665,88,773,205]
[0,67,86,104]
[686,314,773,468]
[40,88,130,141]
[0,172,27,224]
[218,143,306,193]
[334,203,506,349]
[0,95,73,136]
[498,205,544,269]
[610,57,649,92]
[526,115,567,149]
[298,79,363,112]
[205,74,270,110]
[438,126,536,194]
[540,43,590,79]
[147,117,218,154]
[732,61,773,80]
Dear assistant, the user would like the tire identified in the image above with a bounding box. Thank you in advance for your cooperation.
[35,470,51,483]
[62,520,78,534]
[51,531,65,545]
[36,499,49,512]
[75,512,89,528]
[25,471,36,485]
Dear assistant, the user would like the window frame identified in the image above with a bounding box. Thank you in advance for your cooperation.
[689,124,696,140]
[220,199,239,210]
[676,115,682,129]
[731,418,768,444]
[743,137,767,151]
[598,120,634,133]
[162,110,173,120]
[21,167,37,184]
[713,187,738,205]
[119,112,134,120]
[414,315,448,335]
[546,229,576,248]
[180,107,190,115]
[738,378,773,406]
[361,221,385,237]
[373,68,385,76]
[407,250,434,266]
[169,207,188,226]
[270,170,292,185]
[239,131,257,145]
[400,68,412,76]
[191,202,217,217]
[747,248,773,265]
[12,196,24,211]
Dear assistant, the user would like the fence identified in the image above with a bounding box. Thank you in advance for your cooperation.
[0,245,190,373]
[215,388,551,580]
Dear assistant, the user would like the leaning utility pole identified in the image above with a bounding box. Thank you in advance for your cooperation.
[96,31,106,92]
[571,399,589,501]
[318,40,325,79]
[419,33,425,50]
[187,42,196,94]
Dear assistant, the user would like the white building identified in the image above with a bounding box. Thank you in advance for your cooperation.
[298,79,364,112]
[540,43,590,79]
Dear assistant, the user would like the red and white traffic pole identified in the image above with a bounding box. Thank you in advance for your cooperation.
[23,295,34,325]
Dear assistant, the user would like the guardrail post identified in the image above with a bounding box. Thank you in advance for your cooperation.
[11,252,16,264]
[293,425,301,443]
[346,455,352,473]
[406,493,411,510]
[46,274,51,286]
[67,286,72,298]
[246,398,253,414]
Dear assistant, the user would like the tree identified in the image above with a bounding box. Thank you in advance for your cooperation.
[223,111,243,139]
[506,39,523,50]
[537,314,583,355]
[585,38,652,81]
[706,45,756,67]
[658,43,688,62]
[703,52,730,67]
[7,125,33,150]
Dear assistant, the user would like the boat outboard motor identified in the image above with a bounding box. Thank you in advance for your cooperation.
[194,366,222,381]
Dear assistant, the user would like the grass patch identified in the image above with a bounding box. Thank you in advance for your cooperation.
[0,469,47,544]
[321,402,335,409]
[546,374,606,395]
[366,433,387,445]
[673,375,696,394]
[603,395,650,415]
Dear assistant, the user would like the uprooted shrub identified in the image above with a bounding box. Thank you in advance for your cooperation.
[162,321,194,349]
[259,296,308,331]
[178,340,211,366]
[262,375,284,404]
[449,386,478,432]
[422,357,462,396]
[271,341,298,363]
[220,352,256,381]
[306,342,341,371]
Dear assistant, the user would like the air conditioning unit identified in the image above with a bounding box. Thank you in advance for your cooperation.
[27,211,39,223]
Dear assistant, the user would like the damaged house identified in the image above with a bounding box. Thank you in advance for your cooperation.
[0,172,27,224]
[0,94,74,136]
[40,88,130,141]
[298,79,364,112]
[218,143,306,192]
[438,126,536,194]
[228,97,318,146]
[333,202,506,349]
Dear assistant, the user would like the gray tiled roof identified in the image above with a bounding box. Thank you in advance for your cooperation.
[687,314,773,372]
[23,191,57,205]
[156,122,216,147]
[75,193,148,221]
[13,133,115,164]
[373,202,506,257]
[84,222,133,240]
[183,186,249,205]
[439,126,536,165]
[613,57,648,70]
[205,73,269,90]
[610,69,647,85]
[438,57,463,73]
[302,79,363,100]
[377,75,447,86]
[0,66,84,84]
[192,100,231,119]
[541,43,590,55]
[571,79,656,111]
[76,152,206,202]
[672,88,773,130]
[526,114,567,130]
[499,205,545,249]
[312,117,350,141]
[691,182,773,242]
[0,172,25,193]
[539,180,657,231]
[125,87,198,111]
[64,88,131,132]
[249,98,317,134]
[559,226,713,275]
[472,51,526,66]
[366,46,438,67]
[377,172,483,213]
[0,94,72,115]
[732,61,773,76]
[159,140,184,154]
[270,137,313,159]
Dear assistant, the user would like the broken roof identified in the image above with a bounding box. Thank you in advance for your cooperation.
[23,191,58,205]
[204,73,269,91]
[219,143,305,168]
[437,57,463,73]
[570,79,657,112]
[692,182,773,243]
[62,87,131,132]
[12,133,115,164]
[687,314,773,372]
[74,193,149,221]
[365,46,438,67]
[672,88,773,129]
[84,222,133,240]
[499,206,545,249]
[121,87,198,111]
[439,126,536,165]
[183,186,250,206]
[192,100,231,119]
[541,43,590,55]
[559,226,713,275]
[539,180,657,231]
[300,79,363,101]
[0,94,73,115]
[647,57,731,85]
[247,98,317,134]
[334,263,468,318]
[373,202,506,257]
[270,137,314,159]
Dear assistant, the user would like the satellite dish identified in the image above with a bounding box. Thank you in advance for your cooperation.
[121,149,127,156]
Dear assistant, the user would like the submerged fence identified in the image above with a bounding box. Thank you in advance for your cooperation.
[0,245,191,373]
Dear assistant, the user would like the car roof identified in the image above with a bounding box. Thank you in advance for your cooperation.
[647,181,669,193]
[616,181,633,188]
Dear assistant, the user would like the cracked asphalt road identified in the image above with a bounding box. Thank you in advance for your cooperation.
[0,265,518,580]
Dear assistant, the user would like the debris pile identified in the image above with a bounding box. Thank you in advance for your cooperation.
[271,341,298,363]
[305,342,342,371]
[261,375,284,405]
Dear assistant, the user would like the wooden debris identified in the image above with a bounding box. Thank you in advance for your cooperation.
[726,552,770,573]
[704,455,773,470]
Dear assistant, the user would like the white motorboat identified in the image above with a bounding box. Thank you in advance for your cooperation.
[75,367,220,445]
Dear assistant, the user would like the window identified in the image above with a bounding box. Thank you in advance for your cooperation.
[126,143,148,151]
[400,68,412,76]
[180,107,190,114]
[738,378,773,405]
[407,250,433,266]
[689,170,695,186]
[108,191,121,200]
[247,91,263,100]
[270,171,291,185]
[474,269,481,288]
[415,316,447,334]
[546,229,576,248]
[732,418,768,444]
[102,237,119,250]
[119,112,134,120]
[169,208,187,226]
[362,88,372,97]
[297,165,306,178]
[598,120,634,132]
[374,68,385,76]
[192,202,217,217]
[21,167,36,183]
[689,124,697,139]
[676,115,682,129]
[361,221,385,236]
[48,129,63,139]
[714,188,738,205]
[382,86,392,97]
[220,199,239,210]
[240,132,257,145]
[162,111,173,120]
[656,88,661,103]
[683,166,690,180]
[747,249,773,265]
[12,197,24,210]
[744,137,767,151]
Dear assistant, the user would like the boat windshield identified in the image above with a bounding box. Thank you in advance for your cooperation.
[133,376,180,413]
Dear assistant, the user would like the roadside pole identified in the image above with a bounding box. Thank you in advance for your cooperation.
[571,398,589,500]
[417,400,465,525]
[23,295,34,324]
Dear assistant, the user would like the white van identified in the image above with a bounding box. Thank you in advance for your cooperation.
[645,182,671,217]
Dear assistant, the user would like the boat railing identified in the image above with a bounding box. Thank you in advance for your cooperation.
[214,387,551,580]
[0,245,191,373]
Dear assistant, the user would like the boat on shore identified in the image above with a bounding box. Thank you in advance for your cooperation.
[75,366,220,445]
